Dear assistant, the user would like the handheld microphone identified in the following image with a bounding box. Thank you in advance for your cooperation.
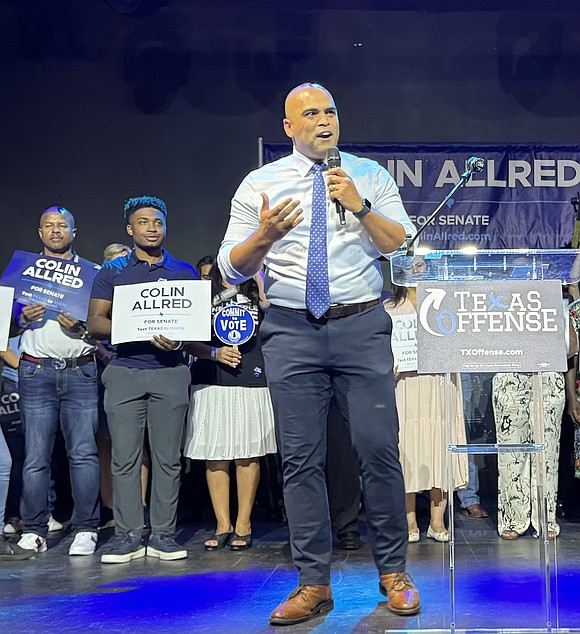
[326,147,346,226]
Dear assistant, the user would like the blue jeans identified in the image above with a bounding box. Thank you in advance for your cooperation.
[457,374,481,508]
[18,359,100,536]
[457,455,480,508]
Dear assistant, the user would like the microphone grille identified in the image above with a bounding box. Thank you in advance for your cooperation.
[467,156,485,173]
[326,147,341,168]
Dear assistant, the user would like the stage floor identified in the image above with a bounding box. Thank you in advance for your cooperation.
[1,513,580,634]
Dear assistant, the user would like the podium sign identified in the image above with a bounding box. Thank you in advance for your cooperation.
[416,279,566,373]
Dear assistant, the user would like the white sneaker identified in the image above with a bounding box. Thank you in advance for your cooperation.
[47,515,64,532]
[17,533,48,553]
[69,531,98,556]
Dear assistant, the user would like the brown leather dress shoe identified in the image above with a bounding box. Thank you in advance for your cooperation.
[269,584,334,625]
[379,572,421,616]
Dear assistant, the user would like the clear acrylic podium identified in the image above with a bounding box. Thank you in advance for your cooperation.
[389,248,580,634]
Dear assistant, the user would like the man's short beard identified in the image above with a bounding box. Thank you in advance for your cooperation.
[44,242,71,255]
[136,240,164,253]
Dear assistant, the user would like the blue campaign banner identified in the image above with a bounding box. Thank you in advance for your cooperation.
[263,143,580,250]
[0,250,100,320]
[213,304,256,345]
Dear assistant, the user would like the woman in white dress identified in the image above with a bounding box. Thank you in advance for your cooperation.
[184,264,276,551]
[384,284,467,542]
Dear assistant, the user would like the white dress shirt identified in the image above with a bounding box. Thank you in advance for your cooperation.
[218,148,416,309]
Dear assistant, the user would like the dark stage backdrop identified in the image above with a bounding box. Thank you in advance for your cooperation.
[1,0,579,274]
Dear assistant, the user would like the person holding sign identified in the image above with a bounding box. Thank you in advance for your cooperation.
[184,262,276,551]
[384,285,468,543]
[11,206,100,557]
[88,196,198,564]
[218,83,421,624]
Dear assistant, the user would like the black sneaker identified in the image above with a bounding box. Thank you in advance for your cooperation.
[147,534,188,561]
[0,535,36,560]
[337,531,362,550]
[100,533,145,564]
[98,507,115,531]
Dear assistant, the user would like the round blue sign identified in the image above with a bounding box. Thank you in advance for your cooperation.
[213,304,256,345]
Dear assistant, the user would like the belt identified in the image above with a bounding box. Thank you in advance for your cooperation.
[21,353,95,370]
[272,299,380,320]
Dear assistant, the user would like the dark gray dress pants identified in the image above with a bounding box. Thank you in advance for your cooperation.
[102,364,190,536]
[260,304,407,585]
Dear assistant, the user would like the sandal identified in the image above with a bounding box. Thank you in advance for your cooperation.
[532,530,558,539]
[229,533,252,550]
[460,504,489,519]
[204,531,233,551]
[500,530,519,540]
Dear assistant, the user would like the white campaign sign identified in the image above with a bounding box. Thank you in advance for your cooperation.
[111,280,211,345]
[390,314,418,372]
[0,286,15,351]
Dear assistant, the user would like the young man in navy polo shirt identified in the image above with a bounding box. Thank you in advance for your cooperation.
[88,196,198,563]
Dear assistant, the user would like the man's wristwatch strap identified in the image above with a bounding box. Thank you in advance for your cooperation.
[353,199,372,220]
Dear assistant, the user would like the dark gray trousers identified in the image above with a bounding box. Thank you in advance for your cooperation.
[260,304,408,585]
[327,398,361,537]
[102,364,190,536]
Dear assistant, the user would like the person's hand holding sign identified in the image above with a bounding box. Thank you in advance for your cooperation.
[216,345,241,368]
[19,303,46,326]
[56,311,86,336]
[152,334,183,351]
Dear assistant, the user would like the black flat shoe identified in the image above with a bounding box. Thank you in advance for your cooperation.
[204,531,233,551]
[229,533,252,550]
[337,531,361,550]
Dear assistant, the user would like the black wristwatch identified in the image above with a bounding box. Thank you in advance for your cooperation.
[81,329,92,343]
[353,198,372,220]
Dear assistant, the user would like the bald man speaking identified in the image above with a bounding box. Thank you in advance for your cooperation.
[218,83,421,624]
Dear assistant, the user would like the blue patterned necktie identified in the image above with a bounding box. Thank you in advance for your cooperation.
[306,163,330,318]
